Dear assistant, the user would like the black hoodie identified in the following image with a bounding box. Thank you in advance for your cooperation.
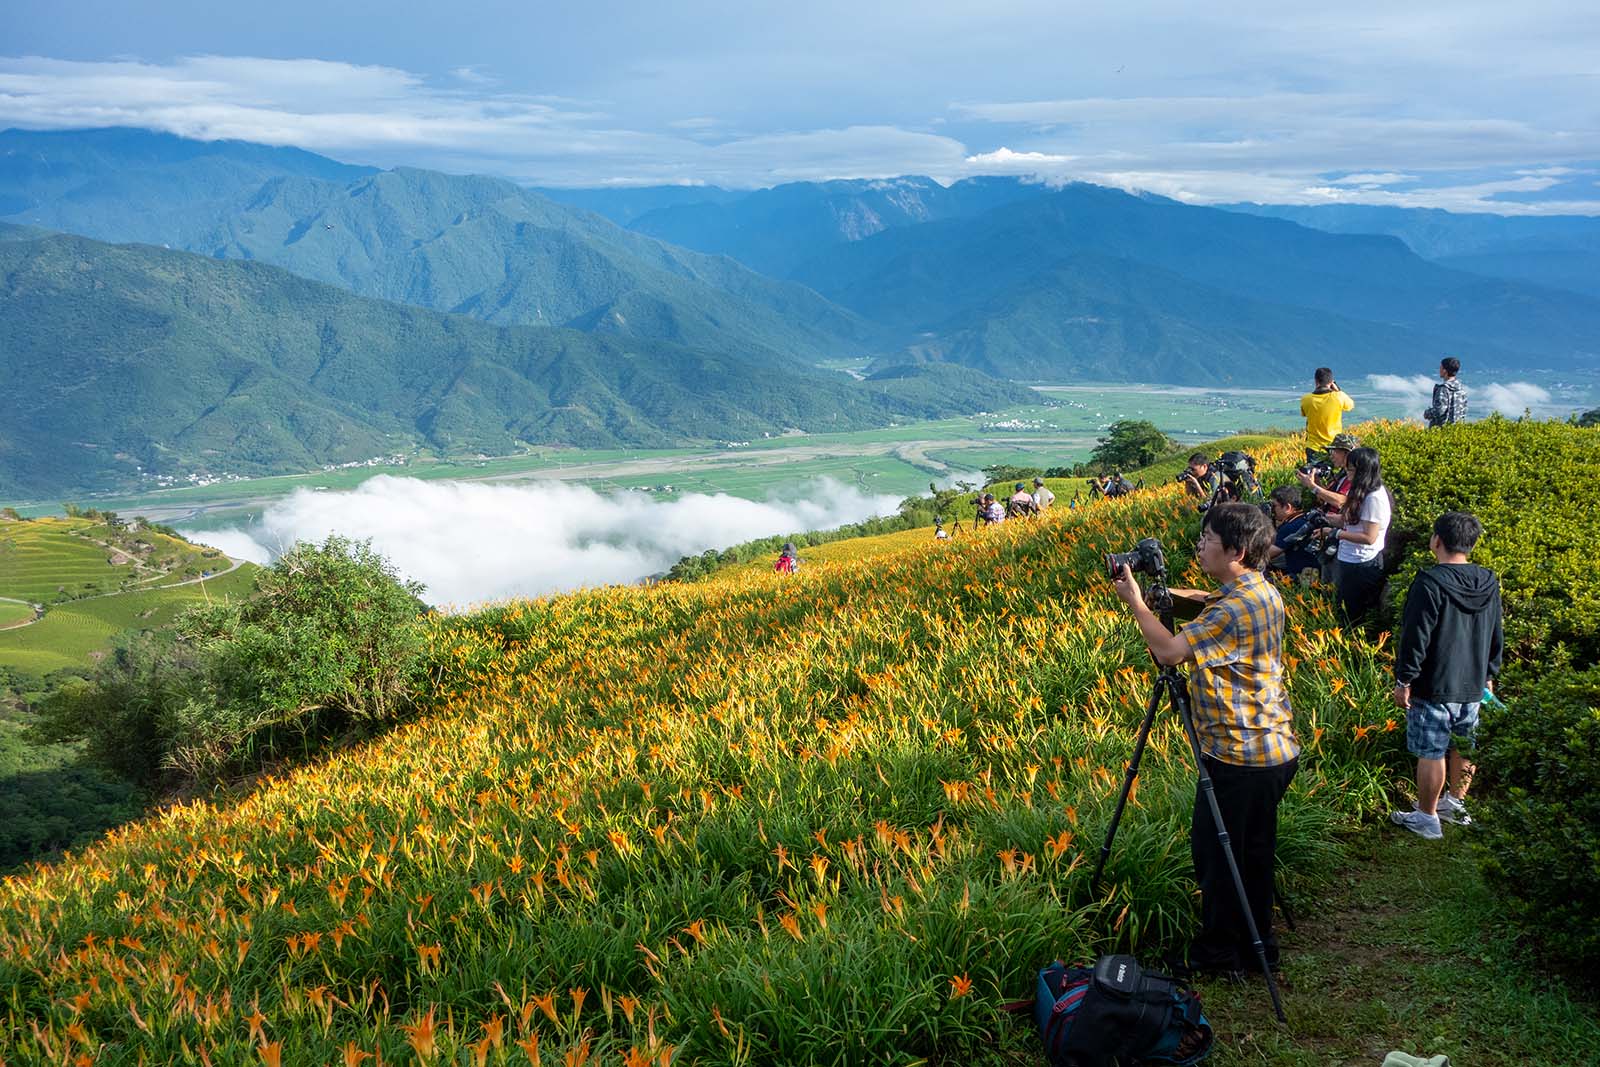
[1396,563,1504,702]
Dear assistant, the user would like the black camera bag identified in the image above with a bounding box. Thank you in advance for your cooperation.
[1031,954,1213,1066]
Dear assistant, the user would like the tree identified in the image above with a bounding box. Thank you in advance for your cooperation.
[1090,420,1172,471]
[1574,407,1600,428]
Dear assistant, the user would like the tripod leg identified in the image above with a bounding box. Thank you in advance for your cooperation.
[1275,880,1298,932]
[1091,680,1165,893]
[1166,673,1289,1024]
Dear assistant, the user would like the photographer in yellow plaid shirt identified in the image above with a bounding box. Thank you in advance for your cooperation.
[1111,502,1300,976]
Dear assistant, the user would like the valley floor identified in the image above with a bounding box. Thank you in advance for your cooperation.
[975,826,1600,1067]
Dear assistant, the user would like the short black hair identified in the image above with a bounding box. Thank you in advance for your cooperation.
[1268,484,1304,509]
[1433,511,1482,554]
[1440,356,1461,376]
[1202,502,1274,570]
[1314,367,1334,386]
[1188,452,1209,466]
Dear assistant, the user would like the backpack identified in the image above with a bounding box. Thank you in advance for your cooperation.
[774,555,796,573]
[1030,955,1213,1067]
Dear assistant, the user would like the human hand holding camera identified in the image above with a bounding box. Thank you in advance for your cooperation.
[1111,563,1146,610]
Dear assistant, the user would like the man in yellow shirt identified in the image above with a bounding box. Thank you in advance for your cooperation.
[1300,367,1355,460]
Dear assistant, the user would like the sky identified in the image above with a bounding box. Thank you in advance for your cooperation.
[2,1,1598,208]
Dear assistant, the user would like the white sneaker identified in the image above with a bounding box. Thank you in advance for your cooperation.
[1391,809,1443,840]
[1436,793,1474,826]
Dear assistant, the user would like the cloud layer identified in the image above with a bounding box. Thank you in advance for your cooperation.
[2,0,1598,207]
[185,476,903,608]
[1366,375,1554,417]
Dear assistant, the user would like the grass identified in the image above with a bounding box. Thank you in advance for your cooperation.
[0,601,32,628]
[971,827,1600,1067]
[0,564,257,674]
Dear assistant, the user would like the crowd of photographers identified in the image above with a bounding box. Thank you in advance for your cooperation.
[1098,358,1499,981]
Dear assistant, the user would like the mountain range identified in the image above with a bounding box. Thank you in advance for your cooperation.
[4,127,1600,497]
[0,225,1031,498]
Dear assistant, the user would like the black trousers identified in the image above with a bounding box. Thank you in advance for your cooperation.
[1189,756,1298,969]
[1335,556,1386,622]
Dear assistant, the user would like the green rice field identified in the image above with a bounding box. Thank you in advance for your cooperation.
[0,601,33,628]
[0,564,257,675]
[0,518,222,603]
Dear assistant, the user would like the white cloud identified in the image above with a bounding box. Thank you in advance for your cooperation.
[1367,374,1438,412]
[1479,382,1551,416]
[1330,172,1418,186]
[1366,374,1558,419]
[182,476,903,608]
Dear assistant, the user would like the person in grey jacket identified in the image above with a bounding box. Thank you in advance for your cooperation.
[1424,357,1468,428]
[1390,511,1503,839]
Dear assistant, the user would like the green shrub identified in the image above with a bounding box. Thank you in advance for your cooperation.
[1368,417,1600,662]
[1472,667,1600,969]
[34,537,429,784]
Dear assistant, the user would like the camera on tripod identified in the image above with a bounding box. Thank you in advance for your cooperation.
[1104,537,1167,582]
[1198,451,1261,512]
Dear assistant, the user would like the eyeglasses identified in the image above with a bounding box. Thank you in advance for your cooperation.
[1194,536,1218,553]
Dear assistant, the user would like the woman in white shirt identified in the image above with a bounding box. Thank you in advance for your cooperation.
[1331,447,1391,622]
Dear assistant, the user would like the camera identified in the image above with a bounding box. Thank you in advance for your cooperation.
[1105,537,1167,581]
[1298,457,1334,480]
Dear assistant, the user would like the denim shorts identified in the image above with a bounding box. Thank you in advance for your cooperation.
[1405,698,1480,760]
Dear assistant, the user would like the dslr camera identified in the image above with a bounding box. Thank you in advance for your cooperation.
[1105,537,1168,581]
[1297,457,1334,480]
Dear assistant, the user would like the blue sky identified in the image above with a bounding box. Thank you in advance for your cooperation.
[2,0,1597,210]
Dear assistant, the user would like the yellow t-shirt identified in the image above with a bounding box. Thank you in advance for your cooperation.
[1300,389,1355,450]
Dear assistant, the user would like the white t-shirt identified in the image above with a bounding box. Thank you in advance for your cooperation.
[1033,486,1056,509]
[1337,488,1391,563]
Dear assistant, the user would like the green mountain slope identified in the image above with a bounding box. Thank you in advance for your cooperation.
[791,184,1600,379]
[0,127,374,244]
[1224,202,1600,301]
[0,232,1032,498]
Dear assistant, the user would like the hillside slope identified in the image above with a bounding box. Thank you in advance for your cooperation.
[0,445,1406,1064]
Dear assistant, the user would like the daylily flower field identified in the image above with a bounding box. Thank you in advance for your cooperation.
[1,435,1407,1066]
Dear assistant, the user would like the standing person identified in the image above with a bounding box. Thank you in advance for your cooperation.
[1111,504,1299,975]
[774,542,800,574]
[1296,432,1359,581]
[1031,476,1056,511]
[1424,358,1469,428]
[1390,512,1503,839]
[1300,367,1355,460]
[1330,448,1391,622]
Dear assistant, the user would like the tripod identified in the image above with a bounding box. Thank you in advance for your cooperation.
[1091,583,1288,1023]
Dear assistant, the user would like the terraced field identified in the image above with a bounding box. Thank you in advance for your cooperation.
[0,600,33,628]
[0,518,221,603]
[0,565,257,674]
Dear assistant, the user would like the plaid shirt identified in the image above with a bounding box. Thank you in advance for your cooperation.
[1180,570,1299,767]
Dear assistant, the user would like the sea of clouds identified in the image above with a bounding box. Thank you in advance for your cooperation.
[1365,374,1553,418]
[185,476,910,608]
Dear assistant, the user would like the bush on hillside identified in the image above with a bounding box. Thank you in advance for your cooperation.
[1367,417,1600,662]
[1090,419,1172,471]
[34,536,429,783]
[1472,667,1600,969]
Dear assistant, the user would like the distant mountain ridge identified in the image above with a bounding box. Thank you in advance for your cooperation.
[0,129,888,371]
[1221,202,1600,301]
[0,228,1032,498]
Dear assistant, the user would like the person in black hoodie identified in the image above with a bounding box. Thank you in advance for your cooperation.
[1390,511,1503,839]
